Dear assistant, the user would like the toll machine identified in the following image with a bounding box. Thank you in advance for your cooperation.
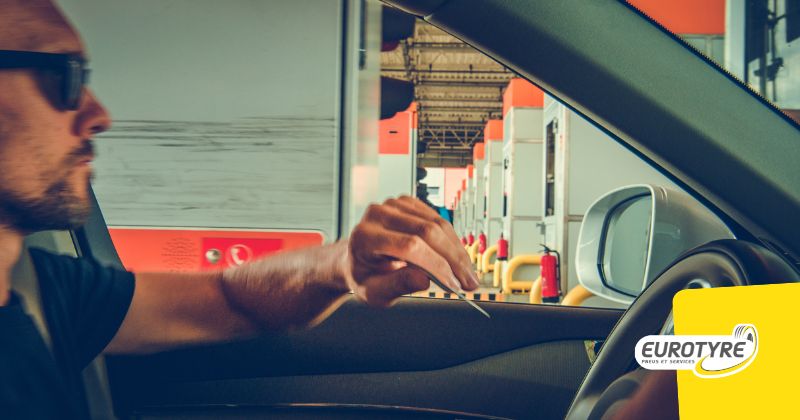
[500,79,546,292]
[541,95,676,298]
[480,120,504,282]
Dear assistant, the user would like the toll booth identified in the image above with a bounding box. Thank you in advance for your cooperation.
[482,120,505,247]
[454,184,466,239]
[452,192,459,237]
[471,143,486,240]
[541,95,676,298]
[500,79,546,291]
[458,179,468,239]
[378,103,418,201]
[463,165,476,240]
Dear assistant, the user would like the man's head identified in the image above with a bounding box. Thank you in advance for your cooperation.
[0,0,111,233]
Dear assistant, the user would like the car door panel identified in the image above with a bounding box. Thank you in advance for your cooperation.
[107,298,621,419]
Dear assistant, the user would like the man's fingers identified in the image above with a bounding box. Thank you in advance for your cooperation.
[353,266,429,307]
[365,204,478,290]
[350,222,462,291]
[395,195,441,219]
[382,196,465,253]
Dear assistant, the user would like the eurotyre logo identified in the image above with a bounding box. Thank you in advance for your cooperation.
[635,324,758,378]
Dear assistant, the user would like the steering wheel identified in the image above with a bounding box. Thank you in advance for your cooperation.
[565,239,800,420]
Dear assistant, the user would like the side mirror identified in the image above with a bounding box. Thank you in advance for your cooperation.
[575,185,734,304]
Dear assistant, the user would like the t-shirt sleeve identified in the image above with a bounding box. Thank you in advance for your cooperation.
[28,248,135,368]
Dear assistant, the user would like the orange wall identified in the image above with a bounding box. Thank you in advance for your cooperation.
[379,110,412,155]
[473,142,485,161]
[484,119,504,142]
[503,78,545,117]
[627,0,725,35]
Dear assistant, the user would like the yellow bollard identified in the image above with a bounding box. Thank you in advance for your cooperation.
[493,260,503,288]
[561,285,594,306]
[482,244,498,275]
[529,276,543,304]
[467,241,480,265]
[502,254,542,294]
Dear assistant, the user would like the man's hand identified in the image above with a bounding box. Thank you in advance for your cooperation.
[345,196,480,307]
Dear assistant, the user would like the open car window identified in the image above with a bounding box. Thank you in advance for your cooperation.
[60,0,799,312]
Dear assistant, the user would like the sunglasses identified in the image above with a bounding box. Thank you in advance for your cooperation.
[0,50,89,110]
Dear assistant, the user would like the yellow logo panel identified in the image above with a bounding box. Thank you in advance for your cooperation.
[673,284,800,419]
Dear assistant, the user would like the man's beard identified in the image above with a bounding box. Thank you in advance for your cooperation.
[0,172,92,233]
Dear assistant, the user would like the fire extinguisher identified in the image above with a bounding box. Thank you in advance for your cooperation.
[478,232,487,254]
[497,233,509,261]
[540,245,561,303]
[467,232,475,246]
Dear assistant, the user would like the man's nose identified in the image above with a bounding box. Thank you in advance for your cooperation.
[74,88,112,138]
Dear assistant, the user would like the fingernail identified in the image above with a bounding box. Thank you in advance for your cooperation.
[470,272,481,288]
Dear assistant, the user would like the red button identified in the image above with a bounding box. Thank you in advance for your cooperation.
[226,244,253,266]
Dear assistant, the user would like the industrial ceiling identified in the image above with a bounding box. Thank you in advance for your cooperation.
[381,20,516,167]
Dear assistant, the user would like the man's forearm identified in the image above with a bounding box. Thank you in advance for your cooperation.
[219,240,353,331]
[109,196,472,354]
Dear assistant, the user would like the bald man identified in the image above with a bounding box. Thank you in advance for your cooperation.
[0,1,479,417]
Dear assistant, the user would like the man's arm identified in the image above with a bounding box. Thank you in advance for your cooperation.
[105,196,479,354]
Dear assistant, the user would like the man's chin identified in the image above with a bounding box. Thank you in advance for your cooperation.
[17,206,90,234]
[2,183,92,233]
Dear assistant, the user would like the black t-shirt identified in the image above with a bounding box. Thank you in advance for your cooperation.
[0,248,135,419]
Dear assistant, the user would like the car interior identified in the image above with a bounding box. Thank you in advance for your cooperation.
[12,0,800,419]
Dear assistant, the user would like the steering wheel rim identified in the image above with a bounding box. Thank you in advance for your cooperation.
[565,239,800,420]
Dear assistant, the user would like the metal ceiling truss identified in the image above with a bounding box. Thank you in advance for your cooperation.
[417,148,473,167]
[381,20,515,167]
[419,124,483,149]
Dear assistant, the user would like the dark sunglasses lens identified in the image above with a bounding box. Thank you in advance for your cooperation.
[62,59,88,110]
